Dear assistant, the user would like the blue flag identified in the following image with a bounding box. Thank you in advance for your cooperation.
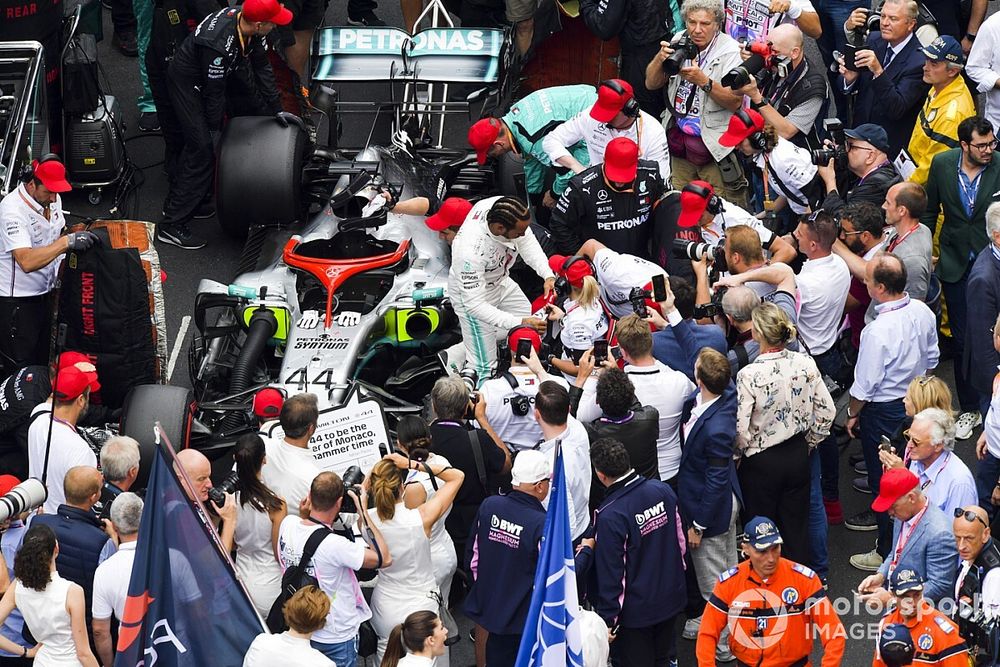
[515,444,585,667]
[114,432,264,667]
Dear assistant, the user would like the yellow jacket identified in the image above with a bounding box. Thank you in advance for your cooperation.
[907,75,976,186]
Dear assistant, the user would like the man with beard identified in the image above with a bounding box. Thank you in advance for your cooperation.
[831,201,884,352]
[922,115,1000,441]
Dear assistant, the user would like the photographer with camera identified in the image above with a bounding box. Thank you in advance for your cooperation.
[479,327,568,453]
[262,393,323,517]
[734,24,829,149]
[277,471,392,667]
[650,276,728,381]
[817,123,903,214]
[839,0,929,158]
[952,504,1000,664]
[644,0,750,208]
[550,137,665,259]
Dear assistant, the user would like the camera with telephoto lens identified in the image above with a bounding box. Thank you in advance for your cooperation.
[0,479,47,523]
[693,286,728,320]
[810,118,848,167]
[720,42,790,90]
[207,471,239,506]
[672,239,729,273]
[662,34,699,75]
[340,465,366,513]
[459,367,479,401]
[841,8,882,72]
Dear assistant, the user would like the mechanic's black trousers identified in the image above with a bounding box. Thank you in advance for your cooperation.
[0,294,51,376]
[145,50,183,185]
[162,75,215,226]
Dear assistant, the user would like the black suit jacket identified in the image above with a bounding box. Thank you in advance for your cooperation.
[964,247,1000,395]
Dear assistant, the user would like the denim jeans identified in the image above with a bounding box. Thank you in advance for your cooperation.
[808,449,830,579]
[812,348,844,501]
[312,636,358,667]
[942,266,981,412]
[860,399,908,558]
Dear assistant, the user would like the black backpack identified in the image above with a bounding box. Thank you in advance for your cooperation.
[265,525,331,633]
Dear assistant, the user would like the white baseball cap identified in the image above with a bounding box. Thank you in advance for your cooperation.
[511,450,551,486]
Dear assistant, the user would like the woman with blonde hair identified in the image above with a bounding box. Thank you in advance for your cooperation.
[243,586,333,666]
[368,453,464,665]
[735,302,836,565]
[379,610,449,667]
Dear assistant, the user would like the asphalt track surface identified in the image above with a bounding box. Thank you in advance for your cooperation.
[57,2,998,664]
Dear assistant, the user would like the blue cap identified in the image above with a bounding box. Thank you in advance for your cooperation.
[889,567,925,594]
[844,123,890,154]
[879,623,915,666]
[921,35,966,67]
[743,516,783,550]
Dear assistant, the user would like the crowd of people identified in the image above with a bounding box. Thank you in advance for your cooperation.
[6,0,1000,663]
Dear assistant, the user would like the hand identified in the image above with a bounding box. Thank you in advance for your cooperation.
[213,492,238,523]
[978,432,989,461]
[26,645,39,659]
[524,345,546,376]
[769,0,790,12]
[846,415,859,439]
[542,278,556,298]
[687,527,703,549]
[992,484,1000,507]
[858,573,885,594]
[67,231,100,251]
[737,77,761,102]
[857,587,892,608]
[473,392,488,422]
[521,316,548,333]
[816,157,837,185]
[275,111,306,132]
[575,537,595,554]
[383,452,410,469]
[853,49,883,75]
[645,305,668,330]
[878,448,904,470]
[576,349,596,382]
[712,274,743,291]
[845,7,869,30]
[608,627,617,644]
[101,518,119,545]
[691,256,709,275]
[298,495,312,517]
[962,36,974,56]
[679,64,709,87]
[542,191,558,209]
[546,304,566,321]
[655,40,674,63]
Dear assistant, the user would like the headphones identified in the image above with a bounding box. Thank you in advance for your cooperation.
[600,79,640,119]
[682,182,724,216]
[735,109,767,151]
[553,254,596,297]
[20,153,61,184]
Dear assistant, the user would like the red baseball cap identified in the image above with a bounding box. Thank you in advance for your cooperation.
[253,387,285,419]
[33,159,71,193]
[0,475,21,495]
[548,255,593,288]
[590,79,634,123]
[508,326,542,354]
[468,118,502,165]
[872,468,920,513]
[603,137,639,183]
[425,197,472,232]
[719,108,765,147]
[242,0,293,24]
[57,351,93,370]
[677,181,715,228]
[53,365,100,401]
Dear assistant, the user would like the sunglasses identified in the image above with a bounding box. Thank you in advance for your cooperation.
[954,508,989,529]
[902,429,930,447]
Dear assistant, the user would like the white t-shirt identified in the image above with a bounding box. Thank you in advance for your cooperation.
[262,438,323,517]
[277,517,370,644]
[243,632,334,666]
[538,417,592,540]
[625,361,696,481]
[592,247,666,319]
[0,184,65,297]
[27,403,97,514]
[92,541,137,620]
[763,138,817,215]
[481,368,569,451]
[795,253,851,355]
[700,203,775,249]
[559,298,609,352]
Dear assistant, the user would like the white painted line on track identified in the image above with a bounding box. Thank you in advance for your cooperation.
[166,315,191,383]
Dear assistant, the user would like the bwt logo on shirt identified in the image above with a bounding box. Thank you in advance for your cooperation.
[635,501,669,535]
[490,514,524,537]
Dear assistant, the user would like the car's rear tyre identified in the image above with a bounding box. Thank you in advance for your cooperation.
[120,384,195,488]
[217,116,307,238]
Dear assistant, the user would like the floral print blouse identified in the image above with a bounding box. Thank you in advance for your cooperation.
[735,348,836,458]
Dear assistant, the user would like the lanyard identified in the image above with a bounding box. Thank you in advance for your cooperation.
[916,452,949,490]
[236,13,247,56]
[891,504,928,569]
[875,294,910,316]
[600,411,635,425]
[959,162,984,213]
[17,189,50,221]
[856,161,890,188]
[887,224,919,252]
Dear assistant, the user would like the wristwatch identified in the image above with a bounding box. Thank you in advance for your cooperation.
[967,33,977,42]
[700,80,714,94]
[749,99,767,110]
[692,526,704,537]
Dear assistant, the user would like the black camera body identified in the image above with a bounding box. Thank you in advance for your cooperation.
[207,471,239,506]
[628,286,651,318]
[721,41,790,90]
[672,238,728,274]
[810,118,848,167]
[663,34,699,75]
[693,286,728,320]
[340,465,366,513]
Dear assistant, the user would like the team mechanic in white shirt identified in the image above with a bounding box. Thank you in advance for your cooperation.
[0,156,99,372]
[577,239,668,319]
[448,196,555,381]
[542,79,671,184]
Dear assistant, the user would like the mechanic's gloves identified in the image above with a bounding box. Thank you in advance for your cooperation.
[275,111,306,132]
[67,231,100,251]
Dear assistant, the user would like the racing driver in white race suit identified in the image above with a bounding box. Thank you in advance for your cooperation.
[448,195,555,382]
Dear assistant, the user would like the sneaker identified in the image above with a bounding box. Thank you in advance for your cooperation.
[347,9,386,25]
[845,509,878,531]
[113,31,138,57]
[956,411,982,440]
[682,615,701,640]
[824,499,844,525]
[850,549,884,572]
[194,200,216,219]
[716,644,735,663]
[156,223,206,250]
[854,460,867,475]
[138,112,160,132]
[853,476,872,494]
[848,451,864,466]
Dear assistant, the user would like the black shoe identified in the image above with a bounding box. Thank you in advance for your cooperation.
[852,476,872,494]
[194,201,216,219]
[347,9,386,25]
[854,460,867,475]
[113,31,138,57]
[156,223,206,250]
[138,112,160,132]
[848,452,864,466]
[845,509,878,531]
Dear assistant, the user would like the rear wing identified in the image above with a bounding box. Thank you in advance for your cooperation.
[313,27,507,84]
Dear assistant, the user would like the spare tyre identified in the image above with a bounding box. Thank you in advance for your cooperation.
[217,115,307,238]
[120,384,195,488]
